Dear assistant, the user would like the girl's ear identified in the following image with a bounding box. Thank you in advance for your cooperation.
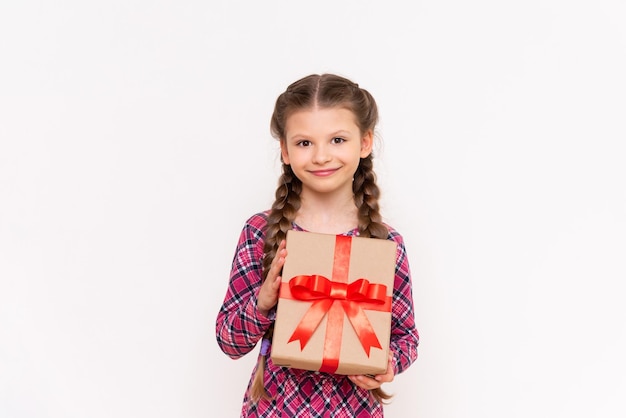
[360,130,373,158]
[280,140,290,164]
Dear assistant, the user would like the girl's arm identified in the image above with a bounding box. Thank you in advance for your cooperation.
[389,234,420,374]
[216,217,272,359]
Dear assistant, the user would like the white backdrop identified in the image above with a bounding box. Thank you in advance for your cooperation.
[1,1,625,417]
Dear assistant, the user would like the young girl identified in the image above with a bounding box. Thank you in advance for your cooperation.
[216,73,419,417]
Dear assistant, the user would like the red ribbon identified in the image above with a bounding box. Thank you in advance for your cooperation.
[279,235,392,373]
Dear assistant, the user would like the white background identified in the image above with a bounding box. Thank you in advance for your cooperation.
[1,1,625,417]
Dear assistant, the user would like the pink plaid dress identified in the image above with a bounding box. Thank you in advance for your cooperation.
[216,212,419,417]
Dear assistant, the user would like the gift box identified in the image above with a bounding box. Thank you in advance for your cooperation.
[270,230,397,375]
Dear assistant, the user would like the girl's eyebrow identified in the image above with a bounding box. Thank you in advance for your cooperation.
[285,133,307,142]
[329,130,352,137]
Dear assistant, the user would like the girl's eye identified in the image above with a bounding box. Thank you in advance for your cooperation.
[332,137,345,144]
[296,140,311,147]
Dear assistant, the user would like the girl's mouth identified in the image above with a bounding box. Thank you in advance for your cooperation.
[309,168,338,177]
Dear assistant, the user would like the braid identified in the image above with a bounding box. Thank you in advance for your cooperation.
[262,165,301,280]
[248,164,301,403]
[353,154,393,404]
[353,155,389,239]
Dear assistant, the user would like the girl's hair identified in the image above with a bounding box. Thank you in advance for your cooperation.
[249,73,392,404]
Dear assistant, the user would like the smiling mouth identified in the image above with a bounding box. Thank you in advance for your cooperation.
[309,168,339,177]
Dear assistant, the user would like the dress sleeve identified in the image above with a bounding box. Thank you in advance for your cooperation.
[215,216,273,359]
[388,233,420,375]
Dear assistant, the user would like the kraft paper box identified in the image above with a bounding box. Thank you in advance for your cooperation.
[270,230,397,375]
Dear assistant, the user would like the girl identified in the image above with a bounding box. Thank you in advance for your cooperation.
[216,73,419,417]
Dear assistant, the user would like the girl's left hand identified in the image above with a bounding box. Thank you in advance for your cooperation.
[348,353,395,390]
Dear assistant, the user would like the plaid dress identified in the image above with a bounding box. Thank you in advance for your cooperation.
[216,212,419,417]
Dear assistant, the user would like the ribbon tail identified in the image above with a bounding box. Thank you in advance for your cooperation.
[319,301,344,374]
[341,301,382,357]
[288,299,333,350]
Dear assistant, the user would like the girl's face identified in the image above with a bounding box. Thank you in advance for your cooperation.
[281,106,372,198]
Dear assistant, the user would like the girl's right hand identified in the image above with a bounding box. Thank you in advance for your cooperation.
[257,239,287,317]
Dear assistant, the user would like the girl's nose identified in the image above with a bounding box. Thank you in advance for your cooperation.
[312,144,331,164]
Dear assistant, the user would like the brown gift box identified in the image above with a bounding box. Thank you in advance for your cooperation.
[270,230,397,375]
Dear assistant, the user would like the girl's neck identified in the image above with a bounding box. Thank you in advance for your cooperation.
[294,192,359,235]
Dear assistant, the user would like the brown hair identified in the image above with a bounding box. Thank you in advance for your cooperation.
[249,73,392,404]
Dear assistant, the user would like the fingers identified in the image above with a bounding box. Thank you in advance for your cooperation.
[257,240,287,315]
[348,374,382,390]
[266,240,286,279]
[383,353,395,381]
[376,354,395,383]
[348,354,396,390]
[268,243,287,284]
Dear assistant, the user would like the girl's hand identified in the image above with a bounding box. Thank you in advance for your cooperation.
[348,353,395,390]
[257,239,287,316]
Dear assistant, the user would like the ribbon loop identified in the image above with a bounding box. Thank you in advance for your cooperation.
[289,275,388,305]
